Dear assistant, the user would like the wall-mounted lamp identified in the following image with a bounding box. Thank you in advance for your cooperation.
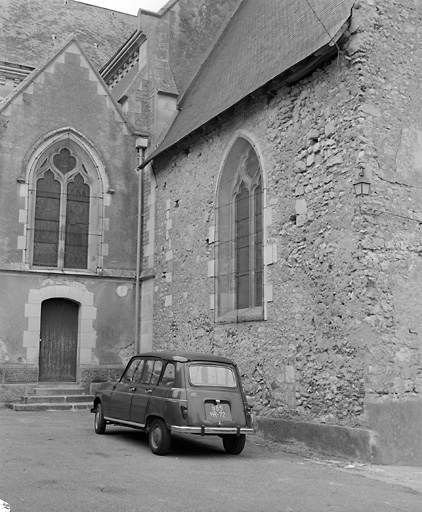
[353,169,371,196]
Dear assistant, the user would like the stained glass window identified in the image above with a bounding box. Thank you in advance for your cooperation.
[216,139,264,322]
[32,147,91,270]
[64,174,90,269]
[33,171,60,267]
[254,184,263,307]
[235,183,250,310]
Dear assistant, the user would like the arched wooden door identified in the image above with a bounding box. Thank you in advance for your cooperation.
[39,298,79,382]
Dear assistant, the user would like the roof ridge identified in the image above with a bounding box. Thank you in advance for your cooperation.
[138,0,178,17]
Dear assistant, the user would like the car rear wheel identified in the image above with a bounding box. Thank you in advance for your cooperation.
[149,418,171,455]
[94,402,106,434]
[222,434,246,455]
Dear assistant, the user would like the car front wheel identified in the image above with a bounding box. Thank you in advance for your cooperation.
[149,418,171,455]
[94,402,107,434]
[222,434,246,455]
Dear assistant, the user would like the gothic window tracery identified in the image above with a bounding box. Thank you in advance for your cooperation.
[30,142,102,271]
[216,138,264,322]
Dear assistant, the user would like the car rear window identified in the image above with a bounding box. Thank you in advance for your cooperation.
[189,364,237,388]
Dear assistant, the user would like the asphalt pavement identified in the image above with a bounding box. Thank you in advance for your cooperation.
[1,407,421,512]
[268,437,422,496]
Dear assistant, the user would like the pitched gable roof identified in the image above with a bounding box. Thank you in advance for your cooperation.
[147,0,354,162]
[0,35,133,134]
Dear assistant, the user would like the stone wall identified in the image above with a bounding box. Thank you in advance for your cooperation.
[347,0,422,402]
[347,0,422,463]
[152,41,365,425]
[0,34,139,394]
[149,0,422,463]
[82,365,125,395]
[0,365,125,402]
[0,364,38,404]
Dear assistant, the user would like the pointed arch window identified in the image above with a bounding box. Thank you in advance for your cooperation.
[64,173,90,268]
[34,170,61,267]
[216,139,264,322]
[30,144,102,271]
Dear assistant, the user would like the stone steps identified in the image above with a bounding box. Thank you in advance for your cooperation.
[6,384,94,412]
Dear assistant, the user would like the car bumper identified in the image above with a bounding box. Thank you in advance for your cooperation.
[170,425,254,435]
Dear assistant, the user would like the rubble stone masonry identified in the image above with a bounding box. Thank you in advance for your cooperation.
[150,0,422,464]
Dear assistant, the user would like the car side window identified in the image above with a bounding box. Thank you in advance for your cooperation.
[140,359,162,386]
[133,359,145,383]
[140,360,154,384]
[122,359,142,383]
[150,360,163,385]
[160,363,176,387]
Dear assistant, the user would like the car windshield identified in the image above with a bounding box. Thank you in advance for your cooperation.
[189,364,237,388]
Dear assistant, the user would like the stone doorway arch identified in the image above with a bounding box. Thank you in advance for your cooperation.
[23,281,96,381]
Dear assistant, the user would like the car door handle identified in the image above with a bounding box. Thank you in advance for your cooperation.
[129,387,136,393]
[147,389,152,394]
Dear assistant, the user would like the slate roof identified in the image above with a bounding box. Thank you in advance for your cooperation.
[148,0,354,160]
[0,0,137,70]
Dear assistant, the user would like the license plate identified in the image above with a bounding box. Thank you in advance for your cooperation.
[205,402,232,422]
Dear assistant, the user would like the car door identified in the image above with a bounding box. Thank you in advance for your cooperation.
[130,358,163,425]
[109,358,144,421]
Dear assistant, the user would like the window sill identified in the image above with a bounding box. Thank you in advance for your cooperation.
[29,267,97,276]
[27,267,136,279]
[215,306,264,324]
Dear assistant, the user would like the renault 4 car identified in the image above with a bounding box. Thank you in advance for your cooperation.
[91,351,254,455]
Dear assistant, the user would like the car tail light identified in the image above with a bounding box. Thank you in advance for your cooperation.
[244,401,252,425]
[180,404,188,420]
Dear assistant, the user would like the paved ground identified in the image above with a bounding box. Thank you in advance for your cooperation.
[1,407,421,512]
[267,438,422,496]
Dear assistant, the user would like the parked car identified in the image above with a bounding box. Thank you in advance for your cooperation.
[91,351,254,455]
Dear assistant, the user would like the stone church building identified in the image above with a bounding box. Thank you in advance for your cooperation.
[1,0,421,465]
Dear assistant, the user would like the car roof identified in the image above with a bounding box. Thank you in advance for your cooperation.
[132,351,237,365]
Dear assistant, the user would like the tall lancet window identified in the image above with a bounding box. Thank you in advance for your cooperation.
[216,138,264,322]
[30,142,102,270]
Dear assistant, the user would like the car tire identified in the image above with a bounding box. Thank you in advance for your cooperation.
[149,418,171,455]
[222,434,246,455]
[94,402,107,435]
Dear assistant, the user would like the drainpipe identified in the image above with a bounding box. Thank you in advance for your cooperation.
[134,136,148,355]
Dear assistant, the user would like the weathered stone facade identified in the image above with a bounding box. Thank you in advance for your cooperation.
[0,36,138,402]
[147,0,422,464]
[152,53,367,432]
[1,0,421,465]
